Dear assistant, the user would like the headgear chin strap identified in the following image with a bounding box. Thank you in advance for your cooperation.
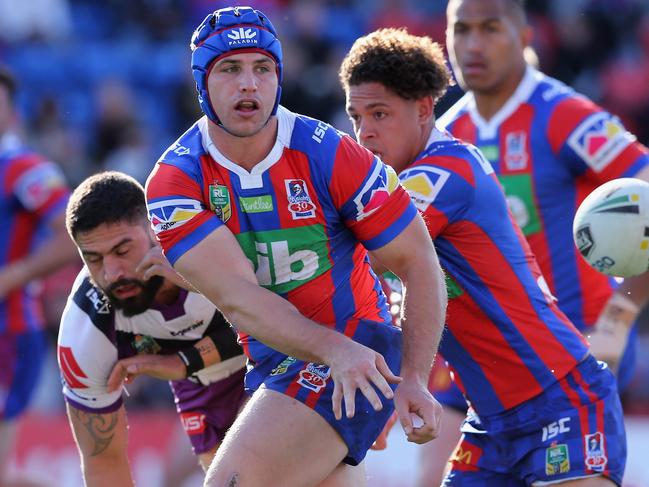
[190,6,283,125]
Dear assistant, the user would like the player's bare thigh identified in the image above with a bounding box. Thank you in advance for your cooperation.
[417,407,464,487]
[204,388,350,487]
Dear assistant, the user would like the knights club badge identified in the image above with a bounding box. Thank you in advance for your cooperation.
[285,179,316,219]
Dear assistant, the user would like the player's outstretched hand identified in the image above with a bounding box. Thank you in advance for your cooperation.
[327,340,402,420]
[136,246,196,291]
[107,353,186,392]
[393,379,442,444]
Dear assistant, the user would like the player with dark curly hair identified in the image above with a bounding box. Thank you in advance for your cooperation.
[341,27,626,487]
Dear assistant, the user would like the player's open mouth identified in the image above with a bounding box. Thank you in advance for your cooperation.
[113,283,140,298]
[235,100,259,113]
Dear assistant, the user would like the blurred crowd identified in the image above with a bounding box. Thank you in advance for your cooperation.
[1,0,649,413]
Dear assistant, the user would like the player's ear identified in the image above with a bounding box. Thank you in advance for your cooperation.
[520,25,533,51]
[416,95,435,125]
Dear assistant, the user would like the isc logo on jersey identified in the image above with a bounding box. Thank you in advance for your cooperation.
[148,198,203,234]
[400,166,451,212]
[353,161,400,220]
[567,112,635,173]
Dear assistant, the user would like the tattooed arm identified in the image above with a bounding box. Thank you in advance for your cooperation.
[66,403,134,487]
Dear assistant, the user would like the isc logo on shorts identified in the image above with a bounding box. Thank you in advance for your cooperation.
[180,412,206,435]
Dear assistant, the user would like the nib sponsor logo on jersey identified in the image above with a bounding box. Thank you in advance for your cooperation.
[568,112,636,172]
[148,198,203,234]
[285,179,316,219]
[584,432,608,472]
[297,363,331,393]
[226,27,258,47]
[400,166,451,212]
[58,346,89,389]
[237,226,330,294]
[354,162,400,220]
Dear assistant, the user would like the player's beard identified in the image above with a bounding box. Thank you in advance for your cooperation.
[103,275,164,317]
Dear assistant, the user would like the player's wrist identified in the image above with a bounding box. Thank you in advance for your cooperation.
[598,293,640,332]
[176,347,204,377]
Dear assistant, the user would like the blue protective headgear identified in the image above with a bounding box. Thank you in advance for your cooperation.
[190,6,283,124]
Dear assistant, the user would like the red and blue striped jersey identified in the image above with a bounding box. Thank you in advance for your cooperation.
[400,128,589,415]
[146,107,417,364]
[438,67,649,332]
[0,133,70,334]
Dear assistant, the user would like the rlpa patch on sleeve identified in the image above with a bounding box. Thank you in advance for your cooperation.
[399,166,451,212]
[567,112,636,173]
[147,198,203,235]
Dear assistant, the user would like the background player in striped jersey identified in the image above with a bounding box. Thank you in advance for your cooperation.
[0,66,80,487]
[146,6,448,486]
[60,171,247,486]
[440,0,649,391]
[341,27,625,486]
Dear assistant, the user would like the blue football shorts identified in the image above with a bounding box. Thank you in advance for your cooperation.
[244,319,402,465]
[443,355,626,486]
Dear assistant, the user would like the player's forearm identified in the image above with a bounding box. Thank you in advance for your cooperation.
[8,225,79,289]
[82,459,134,487]
[398,257,447,383]
[615,270,649,312]
[174,260,346,365]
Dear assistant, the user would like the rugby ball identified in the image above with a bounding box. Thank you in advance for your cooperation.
[573,178,649,278]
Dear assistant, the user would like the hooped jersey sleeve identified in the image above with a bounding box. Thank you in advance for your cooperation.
[330,136,417,250]
[5,154,69,221]
[399,152,478,238]
[57,271,122,412]
[547,96,649,181]
[146,162,225,265]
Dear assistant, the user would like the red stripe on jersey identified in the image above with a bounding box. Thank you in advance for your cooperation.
[421,205,449,239]
[7,213,38,333]
[270,149,327,230]
[329,136,376,209]
[3,154,42,190]
[571,365,600,404]
[448,113,477,145]
[345,185,413,242]
[285,368,304,399]
[285,271,338,325]
[342,317,360,339]
[595,142,649,182]
[238,332,252,360]
[596,400,609,478]
[416,155,475,187]
[448,292,543,409]
[448,220,579,378]
[197,156,242,234]
[546,97,601,154]
[305,381,327,409]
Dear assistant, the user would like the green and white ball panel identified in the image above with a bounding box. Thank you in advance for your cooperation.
[573,178,649,278]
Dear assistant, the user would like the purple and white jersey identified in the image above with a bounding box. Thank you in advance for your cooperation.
[57,268,245,413]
